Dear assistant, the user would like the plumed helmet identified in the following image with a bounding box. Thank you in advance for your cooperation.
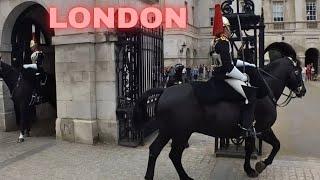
[213,4,228,36]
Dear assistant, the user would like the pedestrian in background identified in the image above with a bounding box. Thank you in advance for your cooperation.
[302,66,306,82]
[306,64,312,81]
[193,66,199,80]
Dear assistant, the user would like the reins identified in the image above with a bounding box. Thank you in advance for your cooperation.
[10,73,22,98]
[258,68,296,107]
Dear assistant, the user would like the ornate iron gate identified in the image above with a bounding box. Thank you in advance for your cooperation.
[115,26,164,147]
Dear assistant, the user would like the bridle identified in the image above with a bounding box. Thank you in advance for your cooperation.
[258,67,297,107]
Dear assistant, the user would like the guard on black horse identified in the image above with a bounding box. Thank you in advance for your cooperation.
[0,39,53,143]
[23,40,47,105]
[210,4,267,137]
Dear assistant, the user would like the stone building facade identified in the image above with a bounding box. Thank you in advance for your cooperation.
[164,0,320,72]
[263,0,320,73]
[0,0,160,144]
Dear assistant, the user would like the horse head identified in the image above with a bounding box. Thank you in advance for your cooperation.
[265,42,306,98]
[0,58,15,78]
[285,58,306,98]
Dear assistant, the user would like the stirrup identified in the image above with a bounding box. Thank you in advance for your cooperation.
[238,124,260,138]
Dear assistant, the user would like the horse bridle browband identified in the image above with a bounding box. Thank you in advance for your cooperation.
[258,68,296,107]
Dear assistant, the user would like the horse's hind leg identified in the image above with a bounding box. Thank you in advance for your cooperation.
[145,131,171,180]
[244,137,259,178]
[26,106,36,137]
[255,129,280,174]
[169,134,193,180]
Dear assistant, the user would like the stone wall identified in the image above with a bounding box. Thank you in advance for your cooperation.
[0,0,120,144]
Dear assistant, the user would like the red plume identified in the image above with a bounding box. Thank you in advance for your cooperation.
[213,4,224,36]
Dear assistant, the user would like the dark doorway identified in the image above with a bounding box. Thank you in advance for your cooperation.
[11,4,57,136]
[305,48,319,75]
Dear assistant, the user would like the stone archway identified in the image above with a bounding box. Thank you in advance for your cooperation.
[0,2,56,136]
[305,48,319,74]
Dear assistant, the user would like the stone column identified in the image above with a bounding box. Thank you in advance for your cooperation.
[95,32,118,143]
[0,45,17,131]
[54,33,98,144]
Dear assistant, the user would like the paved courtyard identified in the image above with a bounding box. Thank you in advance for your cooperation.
[0,82,319,180]
[0,131,320,180]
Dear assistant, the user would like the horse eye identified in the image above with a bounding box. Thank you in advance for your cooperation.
[295,70,299,75]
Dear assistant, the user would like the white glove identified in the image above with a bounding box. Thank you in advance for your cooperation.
[23,64,38,70]
[235,60,256,68]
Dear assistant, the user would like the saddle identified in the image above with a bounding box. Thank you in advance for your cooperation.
[191,78,244,105]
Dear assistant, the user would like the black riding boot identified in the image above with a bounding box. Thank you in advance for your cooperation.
[240,86,257,137]
[240,103,256,137]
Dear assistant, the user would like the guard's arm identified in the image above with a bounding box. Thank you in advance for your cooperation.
[215,39,234,73]
[216,39,248,82]
[23,64,38,70]
[235,59,256,68]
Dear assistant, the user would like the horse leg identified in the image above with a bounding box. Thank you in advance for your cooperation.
[243,137,259,178]
[255,129,280,174]
[26,106,36,137]
[18,108,26,143]
[169,134,193,180]
[145,131,171,180]
[18,103,31,143]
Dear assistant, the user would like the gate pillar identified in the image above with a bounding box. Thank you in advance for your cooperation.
[0,48,16,131]
[54,33,99,144]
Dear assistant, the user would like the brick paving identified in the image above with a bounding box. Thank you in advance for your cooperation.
[0,83,319,180]
[0,131,320,180]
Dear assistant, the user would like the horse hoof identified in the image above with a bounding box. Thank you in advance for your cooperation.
[144,176,153,180]
[181,177,194,180]
[247,170,259,178]
[17,138,24,143]
[255,161,267,174]
[245,167,259,178]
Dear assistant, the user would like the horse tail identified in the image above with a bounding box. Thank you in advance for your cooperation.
[133,88,164,131]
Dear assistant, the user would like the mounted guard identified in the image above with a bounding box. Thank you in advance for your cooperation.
[23,39,47,105]
[210,4,266,137]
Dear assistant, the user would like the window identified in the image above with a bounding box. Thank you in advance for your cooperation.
[240,1,245,13]
[272,1,284,22]
[192,6,195,25]
[306,0,317,21]
[209,8,214,26]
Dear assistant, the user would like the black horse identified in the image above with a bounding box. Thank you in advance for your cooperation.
[0,60,56,142]
[134,57,306,179]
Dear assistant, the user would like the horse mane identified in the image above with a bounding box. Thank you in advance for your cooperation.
[263,56,301,73]
[263,58,283,72]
